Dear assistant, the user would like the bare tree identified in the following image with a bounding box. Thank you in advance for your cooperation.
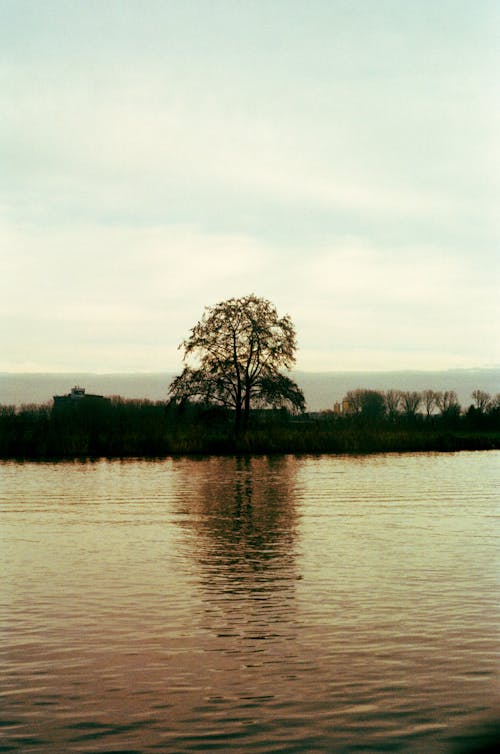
[169,294,305,432]
[471,389,491,413]
[342,389,386,420]
[422,389,439,418]
[435,390,460,416]
[401,391,421,418]
[343,389,364,415]
[385,389,402,420]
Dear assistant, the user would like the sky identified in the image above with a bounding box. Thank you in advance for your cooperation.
[0,0,499,373]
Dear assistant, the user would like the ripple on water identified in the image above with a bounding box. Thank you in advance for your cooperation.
[0,452,499,753]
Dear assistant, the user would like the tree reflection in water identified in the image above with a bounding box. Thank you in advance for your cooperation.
[170,455,302,642]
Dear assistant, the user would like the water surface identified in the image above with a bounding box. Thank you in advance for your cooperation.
[1,452,498,752]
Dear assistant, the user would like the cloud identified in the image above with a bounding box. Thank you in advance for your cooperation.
[1,220,497,372]
[0,221,274,370]
[3,59,489,227]
[1,2,498,372]
[0,222,268,308]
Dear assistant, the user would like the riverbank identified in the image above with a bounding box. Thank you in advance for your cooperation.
[1,398,499,460]
[1,420,498,459]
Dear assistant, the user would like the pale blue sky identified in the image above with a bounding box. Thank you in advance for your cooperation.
[1,0,498,372]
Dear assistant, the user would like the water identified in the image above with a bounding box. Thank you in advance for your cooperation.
[0,452,498,753]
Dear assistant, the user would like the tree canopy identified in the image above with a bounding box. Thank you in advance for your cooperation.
[168,294,305,430]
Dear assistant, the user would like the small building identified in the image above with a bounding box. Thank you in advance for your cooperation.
[53,386,109,409]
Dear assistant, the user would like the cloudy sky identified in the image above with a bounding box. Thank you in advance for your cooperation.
[1,0,498,373]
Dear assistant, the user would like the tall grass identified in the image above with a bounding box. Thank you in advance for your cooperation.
[0,398,498,459]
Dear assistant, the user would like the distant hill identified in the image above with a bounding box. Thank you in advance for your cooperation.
[1,369,498,411]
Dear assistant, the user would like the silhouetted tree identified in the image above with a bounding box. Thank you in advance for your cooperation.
[471,389,491,413]
[401,390,422,419]
[436,390,460,417]
[343,389,364,415]
[487,393,500,427]
[360,390,386,420]
[385,389,402,420]
[341,389,386,421]
[422,389,439,419]
[168,294,305,432]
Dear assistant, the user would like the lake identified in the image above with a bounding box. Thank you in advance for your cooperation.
[1,452,498,753]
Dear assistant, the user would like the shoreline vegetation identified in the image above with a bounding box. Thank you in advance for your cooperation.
[1,389,499,460]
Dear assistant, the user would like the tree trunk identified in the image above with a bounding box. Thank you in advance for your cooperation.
[243,390,251,432]
[234,404,242,435]
[234,384,243,433]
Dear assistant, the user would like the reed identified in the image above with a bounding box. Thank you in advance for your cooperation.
[0,399,498,460]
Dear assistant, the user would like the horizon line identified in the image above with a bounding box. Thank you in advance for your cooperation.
[1,366,499,377]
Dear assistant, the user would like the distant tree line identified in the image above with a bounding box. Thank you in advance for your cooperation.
[0,398,170,459]
[336,388,500,428]
[0,387,499,459]
[3,294,496,458]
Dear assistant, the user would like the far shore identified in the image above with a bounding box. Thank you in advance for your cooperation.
[1,396,499,461]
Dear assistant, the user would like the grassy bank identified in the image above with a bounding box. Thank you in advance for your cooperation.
[1,398,499,459]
